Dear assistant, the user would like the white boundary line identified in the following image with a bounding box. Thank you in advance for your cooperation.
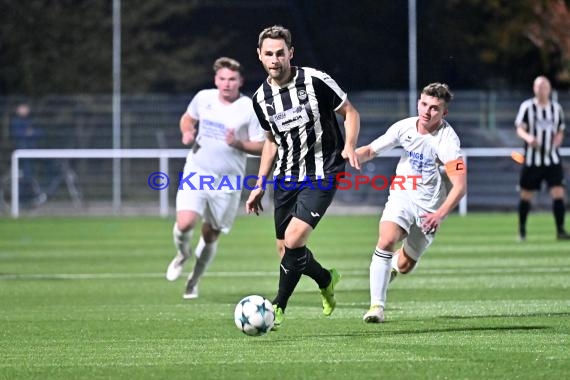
[0,267,566,281]
[0,271,278,280]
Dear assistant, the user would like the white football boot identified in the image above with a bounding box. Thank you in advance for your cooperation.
[165,251,189,281]
[363,305,385,323]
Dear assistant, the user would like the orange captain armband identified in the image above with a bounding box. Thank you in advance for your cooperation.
[444,159,466,176]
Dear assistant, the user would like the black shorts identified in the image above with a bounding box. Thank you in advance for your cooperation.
[519,163,565,191]
[273,177,338,239]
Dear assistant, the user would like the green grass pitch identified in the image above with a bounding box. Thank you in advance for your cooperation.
[0,213,569,379]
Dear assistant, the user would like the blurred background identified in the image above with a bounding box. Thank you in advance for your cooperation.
[1,0,569,216]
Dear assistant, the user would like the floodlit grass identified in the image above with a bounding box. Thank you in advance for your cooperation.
[0,213,569,379]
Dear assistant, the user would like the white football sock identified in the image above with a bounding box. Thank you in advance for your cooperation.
[370,247,393,308]
[187,237,218,287]
[391,252,400,273]
[173,223,192,257]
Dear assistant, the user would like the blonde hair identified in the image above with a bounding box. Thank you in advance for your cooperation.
[213,57,242,75]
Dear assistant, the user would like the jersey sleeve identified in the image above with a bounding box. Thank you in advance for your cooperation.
[311,69,347,112]
[369,122,401,156]
[556,103,565,132]
[186,90,203,120]
[252,95,272,132]
[437,129,463,164]
[514,100,529,128]
[247,110,266,142]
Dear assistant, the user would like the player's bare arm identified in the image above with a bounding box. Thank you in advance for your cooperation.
[336,99,361,170]
[516,123,539,147]
[180,113,197,145]
[420,158,467,233]
[553,130,564,148]
[246,133,278,215]
[355,145,376,164]
[225,129,265,155]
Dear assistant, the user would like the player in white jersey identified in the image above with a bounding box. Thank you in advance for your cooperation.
[165,57,265,299]
[356,83,467,323]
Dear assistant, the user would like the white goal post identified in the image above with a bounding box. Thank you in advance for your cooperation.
[9,149,187,218]
[9,148,570,218]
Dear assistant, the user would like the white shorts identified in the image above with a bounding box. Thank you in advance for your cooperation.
[380,193,435,261]
[176,187,241,234]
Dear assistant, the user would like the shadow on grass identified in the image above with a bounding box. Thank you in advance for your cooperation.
[439,311,570,319]
[251,325,551,343]
[265,325,551,341]
[390,325,548,334]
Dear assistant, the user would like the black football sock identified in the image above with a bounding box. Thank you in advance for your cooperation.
[553,198,566,233]
[518,199,531,236]
[272,246,307,310]
[302,248,331,289]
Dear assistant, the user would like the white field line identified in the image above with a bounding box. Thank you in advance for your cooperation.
[0,272,277,280]
[0,267,568,280]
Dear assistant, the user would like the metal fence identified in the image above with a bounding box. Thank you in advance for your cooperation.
[1,91,570,217]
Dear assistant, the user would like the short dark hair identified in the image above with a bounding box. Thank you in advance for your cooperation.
[258,25,292,49]
[421,83,453,104]
[213,57,242,75]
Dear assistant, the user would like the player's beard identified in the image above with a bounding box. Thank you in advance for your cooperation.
[267,65,290,85]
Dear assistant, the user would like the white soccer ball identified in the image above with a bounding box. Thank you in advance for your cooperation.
[234,295,275,336]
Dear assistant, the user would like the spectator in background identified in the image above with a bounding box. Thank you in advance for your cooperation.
[9,102,46,205]
[515,76,570,241]
[9,102,41,178]
[165,57,266,299]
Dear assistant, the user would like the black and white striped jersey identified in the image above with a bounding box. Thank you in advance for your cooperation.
[252,66,348,181]
[515,98,565,167]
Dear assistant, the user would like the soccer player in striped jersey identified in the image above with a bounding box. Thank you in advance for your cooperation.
[515,76,570,241]
[165,57,266,299]
[246,25,361,328]
[356,83,467,323]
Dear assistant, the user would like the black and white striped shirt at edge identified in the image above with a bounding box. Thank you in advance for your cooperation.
[515,98,565,167]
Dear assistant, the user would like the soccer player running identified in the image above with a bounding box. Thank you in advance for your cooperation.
[356,83,467,323]
[166,57,265,299]
[515,75,570,241]
[245,25,361,328]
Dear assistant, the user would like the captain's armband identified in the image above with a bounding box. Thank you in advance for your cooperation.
[444,159,466,176]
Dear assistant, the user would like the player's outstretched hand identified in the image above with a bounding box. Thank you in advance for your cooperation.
[246,188,265,216]
[342,148,361,171]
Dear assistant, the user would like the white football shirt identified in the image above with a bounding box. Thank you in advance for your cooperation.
[370,116,462,211]
[185,89,265,180]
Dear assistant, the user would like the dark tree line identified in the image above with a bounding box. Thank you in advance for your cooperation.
[1,0,569,96]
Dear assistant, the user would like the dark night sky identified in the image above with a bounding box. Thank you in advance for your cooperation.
[182,1,549,94]
[0,0,560,95]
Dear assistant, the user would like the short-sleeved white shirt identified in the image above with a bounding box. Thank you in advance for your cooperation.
[185,89,265,181]
[370,117,462,212]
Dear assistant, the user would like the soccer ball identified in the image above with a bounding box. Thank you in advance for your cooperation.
[234,295,275,336]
